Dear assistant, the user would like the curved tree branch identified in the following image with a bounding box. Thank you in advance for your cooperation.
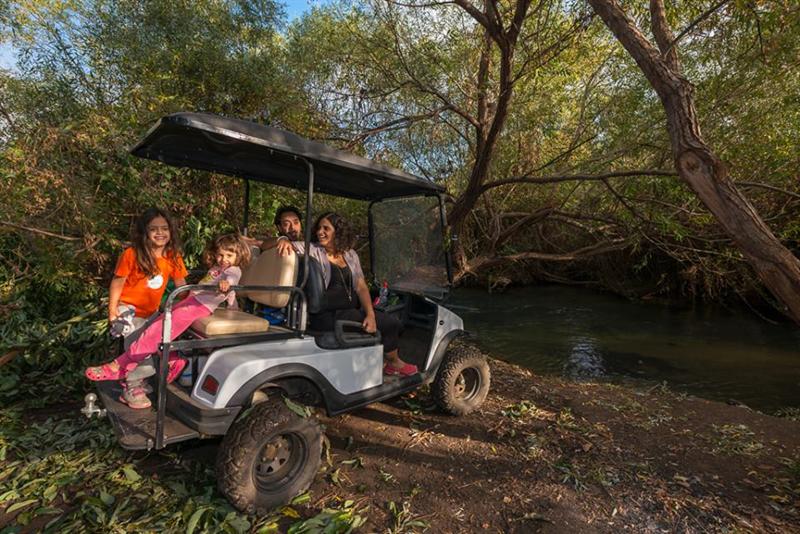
[478,169,678,194]
[457,238,630,281]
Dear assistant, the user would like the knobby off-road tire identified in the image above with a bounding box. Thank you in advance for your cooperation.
[433,341,491,416]
[216,398,323,514]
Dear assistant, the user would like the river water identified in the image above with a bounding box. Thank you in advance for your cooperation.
[448,286,800,412]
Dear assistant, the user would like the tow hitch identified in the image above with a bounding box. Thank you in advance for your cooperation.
[81,392,106,419]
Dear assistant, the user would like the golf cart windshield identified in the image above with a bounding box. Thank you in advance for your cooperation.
[371,196,450,300]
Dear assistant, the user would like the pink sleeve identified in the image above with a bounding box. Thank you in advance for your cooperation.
[224,266,242,285]
[226,267,241,309]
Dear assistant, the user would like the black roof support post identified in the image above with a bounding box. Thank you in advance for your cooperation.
[438,193,453,286]
[242,179,251,236]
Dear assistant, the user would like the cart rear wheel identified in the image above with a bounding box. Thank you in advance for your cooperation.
[433,342,491,416]
[216,398,322,514]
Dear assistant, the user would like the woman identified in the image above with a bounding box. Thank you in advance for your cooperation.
[308,212,417,377]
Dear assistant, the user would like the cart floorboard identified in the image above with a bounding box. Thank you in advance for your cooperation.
[97,381,199,450]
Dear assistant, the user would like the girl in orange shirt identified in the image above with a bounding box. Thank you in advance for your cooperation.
[86,208,188,405]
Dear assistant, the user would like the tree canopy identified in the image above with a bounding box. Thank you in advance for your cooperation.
[1,0,799,367]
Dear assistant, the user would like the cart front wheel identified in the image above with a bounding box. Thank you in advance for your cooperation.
[433,341,491,416]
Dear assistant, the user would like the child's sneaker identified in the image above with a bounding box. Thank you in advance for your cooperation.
[119,384,152,410]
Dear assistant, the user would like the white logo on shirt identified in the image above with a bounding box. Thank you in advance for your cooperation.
[147,274,164,289]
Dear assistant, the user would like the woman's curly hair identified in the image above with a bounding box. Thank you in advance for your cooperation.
[203,233,252,268]
[312,212,355,254]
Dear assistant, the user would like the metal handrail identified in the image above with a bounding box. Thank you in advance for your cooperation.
[154,283,307,449]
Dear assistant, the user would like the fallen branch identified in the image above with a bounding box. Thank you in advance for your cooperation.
[0,349,22,368]
[1,221,82,241]
[0,305,103,368]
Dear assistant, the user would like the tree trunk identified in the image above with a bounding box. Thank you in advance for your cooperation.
[587,0,800,324]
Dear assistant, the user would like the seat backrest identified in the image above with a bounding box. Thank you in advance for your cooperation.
[301,256,326,314]
[239,246,298,307]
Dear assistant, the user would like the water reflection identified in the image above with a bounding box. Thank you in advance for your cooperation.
[448,285,800,411]
[564,337,605,379]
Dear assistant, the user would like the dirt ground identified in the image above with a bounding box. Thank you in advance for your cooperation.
[2,356,799,533]
[304,358,800,533]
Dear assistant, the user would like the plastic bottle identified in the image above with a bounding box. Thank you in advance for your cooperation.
[376,280,389,308]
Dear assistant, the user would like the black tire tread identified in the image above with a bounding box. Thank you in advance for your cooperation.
[216,398,322,514]
[433,341,491,416]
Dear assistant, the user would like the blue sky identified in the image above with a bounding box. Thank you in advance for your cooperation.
[285,0,321,20]
[0,43,14,70]
[0,0,322,71]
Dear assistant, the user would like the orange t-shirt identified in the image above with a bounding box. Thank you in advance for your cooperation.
[114,247,188,317]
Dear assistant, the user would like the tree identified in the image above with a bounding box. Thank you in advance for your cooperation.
[585,0,800,324]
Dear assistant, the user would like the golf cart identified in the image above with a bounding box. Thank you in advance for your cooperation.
[82,112,491,513]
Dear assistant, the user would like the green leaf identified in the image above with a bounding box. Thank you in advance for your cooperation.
[122,465,141,482]
[33,506,62,517]
[42,484,58,502]
[290,492,311,505]
[284,397,310,418]
[0,490,20,502]
[256,521,280,534]
[5,499,38,514]
[99,490,115,506]
[186,506,210,534]
[225,515,251,533]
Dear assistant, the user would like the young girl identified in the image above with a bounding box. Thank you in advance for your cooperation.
[108,207,189,333]
[87,232,251,409]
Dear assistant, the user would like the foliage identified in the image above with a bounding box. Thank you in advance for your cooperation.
[0,403,373,532]
[284,0,800,313]
[1,0,798,321]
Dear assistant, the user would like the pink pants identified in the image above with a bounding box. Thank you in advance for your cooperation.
[115,296,211,368]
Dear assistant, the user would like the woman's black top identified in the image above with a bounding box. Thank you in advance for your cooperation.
[324,263,356,311]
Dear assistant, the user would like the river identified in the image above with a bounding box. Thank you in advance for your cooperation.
[448,286,800,412]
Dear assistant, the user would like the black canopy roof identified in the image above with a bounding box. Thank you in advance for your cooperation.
[130,112,445,201]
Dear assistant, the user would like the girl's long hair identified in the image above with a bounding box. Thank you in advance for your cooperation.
[203,233,252,269]
[312,212,355,254]
[131,207,182,276]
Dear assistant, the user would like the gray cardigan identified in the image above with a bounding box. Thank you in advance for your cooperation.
[290,241,364,292]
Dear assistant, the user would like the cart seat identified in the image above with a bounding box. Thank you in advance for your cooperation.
[190,246,297,336]
[191,309,270,336]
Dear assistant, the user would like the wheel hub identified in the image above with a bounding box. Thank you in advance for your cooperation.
[454,367,480,401]
[253,433,306,492]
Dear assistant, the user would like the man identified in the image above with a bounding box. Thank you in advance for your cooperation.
[273,205,302,242]
[245,205,303,256]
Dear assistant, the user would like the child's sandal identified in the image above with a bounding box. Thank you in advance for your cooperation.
[85,363,125,381]
[166,357,187,384]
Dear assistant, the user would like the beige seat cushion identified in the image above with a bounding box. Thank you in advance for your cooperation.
[191,309,270,336]
[239,246,298,307]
